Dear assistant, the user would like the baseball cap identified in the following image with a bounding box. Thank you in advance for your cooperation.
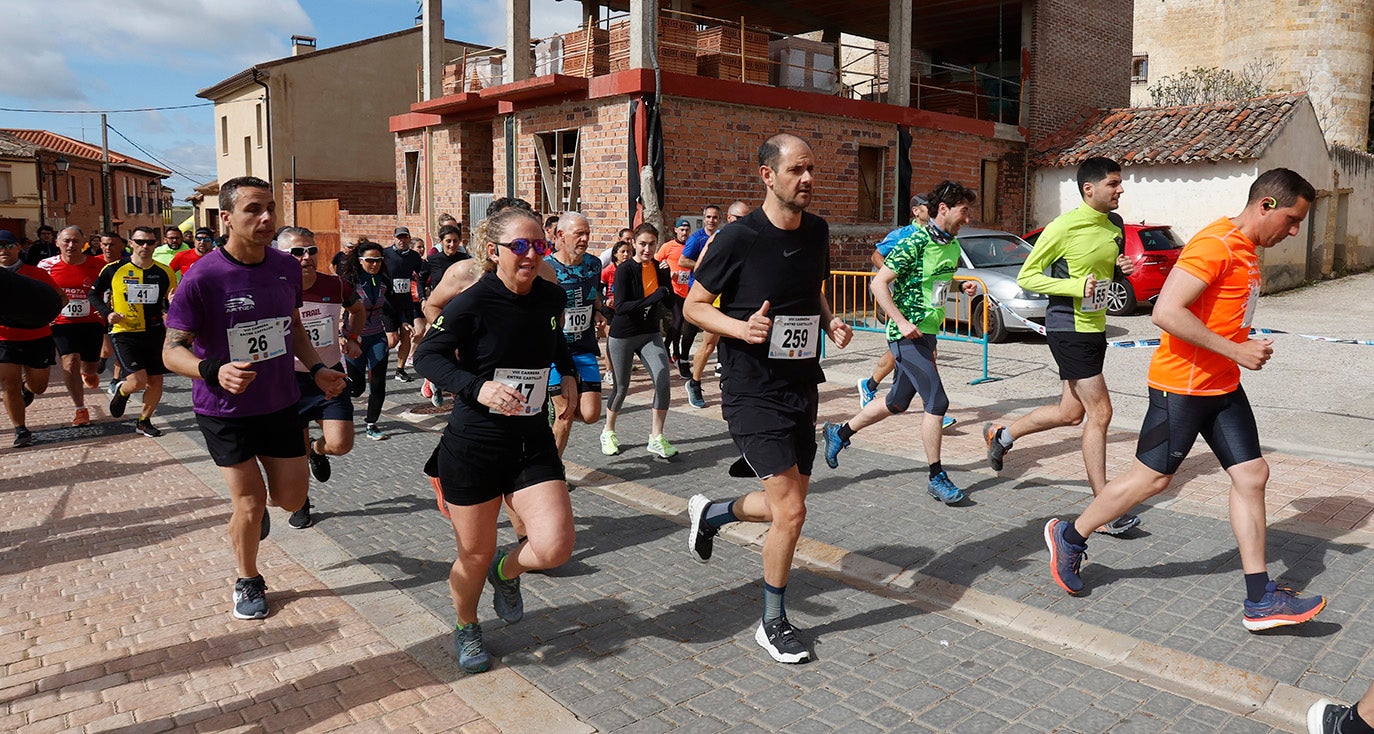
[394,226,411,237]
[910,194,928,208]
[0,230,15,244]
[675,217,691,227]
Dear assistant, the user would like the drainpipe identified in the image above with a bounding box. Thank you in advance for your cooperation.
[251,69,273,188]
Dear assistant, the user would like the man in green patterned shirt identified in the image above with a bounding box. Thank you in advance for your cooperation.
[822,181,979,503]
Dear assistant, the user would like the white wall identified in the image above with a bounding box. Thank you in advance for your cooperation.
[1252,101,1332,292]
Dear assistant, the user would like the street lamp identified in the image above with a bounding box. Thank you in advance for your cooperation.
[55,155,69,174]
[37,154,72,228]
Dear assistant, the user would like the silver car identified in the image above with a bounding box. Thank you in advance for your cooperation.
[944,227,1046,342]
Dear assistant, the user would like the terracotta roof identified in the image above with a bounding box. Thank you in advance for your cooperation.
[0,128,170,176]
[1032,93,1309,168]
[0,130,38,158]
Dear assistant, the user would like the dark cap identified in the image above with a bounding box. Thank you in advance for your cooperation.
[0,230,16,244]
[675,217,691,227]
[910,194,928,209]
[394,226,411,237]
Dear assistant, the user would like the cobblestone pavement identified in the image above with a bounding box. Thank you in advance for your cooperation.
[8,279,1374,732]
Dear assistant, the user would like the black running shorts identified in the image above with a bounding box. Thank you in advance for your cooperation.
[51,323,105,362]
[1046,331,1107,381]
[426,430,566,506]
[1135,386,1263,475]
[295,368,354,424]
[196,405,308,467]
[111,329,168,376]
[721,384,820,479]
[0,336,56,369]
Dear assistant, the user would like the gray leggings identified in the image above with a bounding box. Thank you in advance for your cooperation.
[607,332,671,412]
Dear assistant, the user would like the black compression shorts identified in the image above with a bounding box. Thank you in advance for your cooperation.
[51,323,105,362]
[1135,386,1263,475]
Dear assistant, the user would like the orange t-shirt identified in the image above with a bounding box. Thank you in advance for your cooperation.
[640,260,659,299]
[1146,217,1262,396]
[655,241,690,298]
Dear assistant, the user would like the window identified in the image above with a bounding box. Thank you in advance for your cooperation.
[0,171,11,201]
[255,103,264,148]
[51,172,58,200]
[404,150,421,215]
[1131,55,1148,83]
[123,178,133,215]
[980,159,999,224]
[857,145,884,222]
[533,130,580,213]
[220,116,229,155]
[244,137,253,177]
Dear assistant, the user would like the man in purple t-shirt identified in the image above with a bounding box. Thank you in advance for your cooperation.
[163,176,347,621]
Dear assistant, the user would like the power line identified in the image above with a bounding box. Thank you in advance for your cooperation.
[105,123,209,186]
[0,102,215,114]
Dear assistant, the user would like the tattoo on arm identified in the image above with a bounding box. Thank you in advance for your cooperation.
[164,328,196,352]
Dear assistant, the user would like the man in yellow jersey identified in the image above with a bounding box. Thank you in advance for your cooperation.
[984,156,1138,533]
[1044,168,1326,632]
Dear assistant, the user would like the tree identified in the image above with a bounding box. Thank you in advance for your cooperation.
[1147,59,1277,107]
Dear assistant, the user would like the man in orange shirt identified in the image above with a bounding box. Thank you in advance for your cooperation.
[1044,168,1327,632]
[656,217,693,366]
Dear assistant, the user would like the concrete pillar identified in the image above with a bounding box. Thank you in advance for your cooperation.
[421,0,444,100]
[888,0,911,107]
[505,0,531,84]
[629,0,656,70]
[581,1,598,27]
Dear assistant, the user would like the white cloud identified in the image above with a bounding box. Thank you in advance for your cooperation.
[453,0,591,48]
[0,48,84,101]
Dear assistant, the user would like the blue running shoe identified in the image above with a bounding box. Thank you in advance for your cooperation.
[856,378,878,409]
[926,470,966,504]
[1243,581,1325,632]
[454,623,491,674]
[1044,518,1086,595]
[941,415,957,430]
[822,422,849,469]
[487,553,524,624]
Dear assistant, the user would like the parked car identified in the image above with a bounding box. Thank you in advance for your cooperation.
[1022,223,1185,315]
[942,227,1047,343]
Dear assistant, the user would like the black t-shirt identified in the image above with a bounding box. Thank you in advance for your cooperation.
[692,208,830,395]
[331,251,351,277]
[382,246,425,301]
[413,272,573,441]
[22,242,57,266]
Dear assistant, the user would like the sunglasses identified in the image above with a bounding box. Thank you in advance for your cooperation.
[360,256,384,263]
[195,235,213,241]
[494,238,553,257]
[288,246,318,257]
[0,242,16,250]
[131,239,158,245]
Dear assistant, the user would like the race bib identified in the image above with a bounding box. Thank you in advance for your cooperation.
[768,314,820,360]
[227,317,290,364]
[564,305,593,335]
[933,280,951,305]
[62,300,89,318]
[492,367,550,416]
[391,277,410,294]
[301,314,336,348]
[1081,280,1109,313]
[674,269,690,285]
[1241,281,1260,327]
[127,283,159,305]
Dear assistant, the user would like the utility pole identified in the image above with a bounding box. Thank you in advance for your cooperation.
[100,114,112,234]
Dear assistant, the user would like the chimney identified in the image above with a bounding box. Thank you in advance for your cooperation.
[291,35,317,56]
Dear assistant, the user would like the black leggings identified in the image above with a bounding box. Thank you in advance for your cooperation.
[1135,386,1262,475]
[884,334,949,415]
[346,332,389,424]
[664,293,685,360]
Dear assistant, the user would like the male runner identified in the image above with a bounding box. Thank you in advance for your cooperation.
[152,226,190,267]
[1044,168,1327,632]
[21,225,57,265]
[675,204,722,378]
[170,227,216,277]
[39,226,106,426]
[384,226,425,382]
[278,227,364,529]
[683,201,750,408]
[0,229,64,447]
[91,226,177,437]
[985,157,1139,534]
[684,133,852,664]
[545,212,605,457]
[657,217,694,366]
[162,176,346,620]
[820,181,979,504]
[857,193,928,408]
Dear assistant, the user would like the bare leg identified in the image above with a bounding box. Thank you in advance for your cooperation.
[139,374,164,419]
[870,350,895,385]
[497,480,575,576]
[447,497,503,625]
[1226,457,1270,574]
[1072,460,1173,539]
[0,364,26,428]
[59,353,85,408]
[730,468,810,588]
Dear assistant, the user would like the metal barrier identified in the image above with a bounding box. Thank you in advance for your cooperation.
[825,270,1001,384]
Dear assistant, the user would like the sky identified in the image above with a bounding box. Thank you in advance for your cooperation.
[0,0,587,202]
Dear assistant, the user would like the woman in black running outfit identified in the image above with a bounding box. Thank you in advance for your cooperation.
[342,241,394,441]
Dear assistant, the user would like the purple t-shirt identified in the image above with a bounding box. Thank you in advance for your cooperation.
[165,247,304,418]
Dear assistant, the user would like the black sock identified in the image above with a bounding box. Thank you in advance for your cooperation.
[928,461,943,479]
[1349,701,1374,734]
[1244,572,1271,604]
[838,423,855,441]
[1062,522,1088,546]
[864,377,878,392]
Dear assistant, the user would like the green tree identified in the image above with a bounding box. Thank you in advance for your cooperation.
[1147,60,1276,107]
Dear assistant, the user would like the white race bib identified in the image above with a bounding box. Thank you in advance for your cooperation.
[62,300,89,318]
[768,314,820,360]
[492,367,550,416]
[301,314,335,349]
[127,283,159,305]
[674,269,690,285]
[564,305,593,335]
[227,317,290,364]
[933,280,951,305]
[1081,280,1109,313]
[392,277,411,295]
[1241,281,1260,327]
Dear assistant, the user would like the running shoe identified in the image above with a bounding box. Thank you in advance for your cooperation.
[365,424,388,441]
[857,377,877,409]
[1307,698,1347,734]
[232,575,268,619]
[307,439,331,482]
[487,553,524,624]
[678,360,693,380]
[13,427,34,448]
[647,434,678,459]
[685,379,706,409]
[81,373,100,389]
[72,407,91,426]
[259,508,271,540]
[755,617,810,664]
[1044,518,1086,595]
[135,418,162,437]
[821,422,848,469]
[984,423,1009,472]
[107,380,129,418]
[21,384,34,407]
[942,415,957,430]
[599,430,620,456]
[394,368,414,382]
[289,499,313,530]
[420,379,434,399]
[1243,581,1326,632]
[454,623,491,674]
[430,388,444,408]
[1095,514,1140,536]
[926,471,966,504]
[686,494,716,563]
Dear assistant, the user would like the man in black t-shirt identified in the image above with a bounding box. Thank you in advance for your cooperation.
[383,227,425,381]
[683,133,852,665]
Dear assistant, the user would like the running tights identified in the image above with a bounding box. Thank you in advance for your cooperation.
[606,332,671,412]
[346,332,389,424]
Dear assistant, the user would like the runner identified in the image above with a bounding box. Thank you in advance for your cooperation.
[417,224,471,406]
[169,227,216,277]
[820,180,979,504]
[162,176,346,620]
[0,229,64,447]
[984,157,1140,534]
[683,200,751,408]
[412,207,577,674]
[341,241,394,441]
[91,226,177,437]
[1043,168,1327,632]
[856,193,928,408]
[151,226,190,267]
[278,227,365,529]
[39,226,106,426]
[674,204,722,378]
[656,217,694,367]
[601,222,677,459]
[95,232,127,377]
[683,133,852,664]
[545,212,605,457]
[383,226,425,383]
[1311,684,1374,734]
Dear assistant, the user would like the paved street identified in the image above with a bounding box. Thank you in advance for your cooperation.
[6,272,1374,732]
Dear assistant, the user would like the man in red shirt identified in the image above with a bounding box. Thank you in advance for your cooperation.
[169,227,216,277]
[39,226,107,426]
[0,229,66,447]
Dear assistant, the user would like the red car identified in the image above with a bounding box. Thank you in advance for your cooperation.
[1022,223,1185,315]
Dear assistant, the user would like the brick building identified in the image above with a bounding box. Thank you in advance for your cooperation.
[387,0,1133,268]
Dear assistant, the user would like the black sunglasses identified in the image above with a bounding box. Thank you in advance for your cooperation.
[288,246,319,257]
[131,239,158,245]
